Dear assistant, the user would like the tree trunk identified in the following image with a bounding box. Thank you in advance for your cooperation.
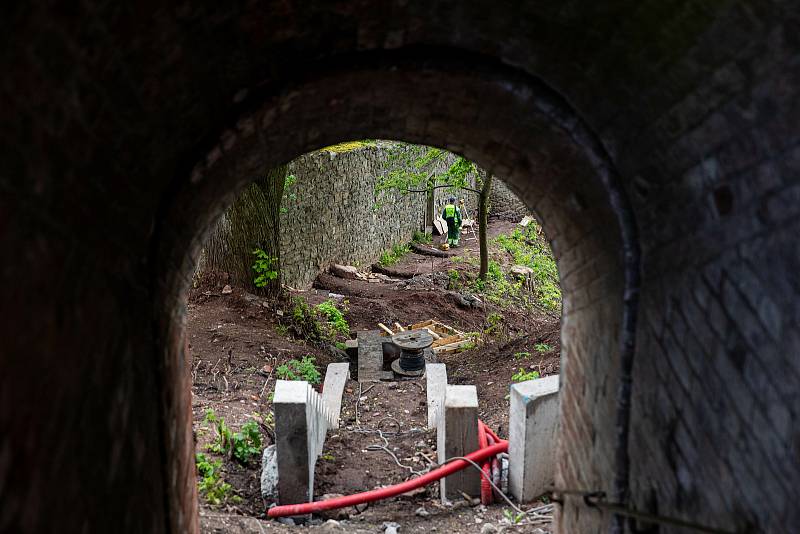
[478,171,492,281]
[204,165,287,297]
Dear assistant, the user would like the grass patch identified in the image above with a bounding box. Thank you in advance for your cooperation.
[412,230,432,244]
[379,243,411,266]
[494,222,561,311]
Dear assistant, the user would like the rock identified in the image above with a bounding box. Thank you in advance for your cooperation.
[260,445,278,501]
[221,284,233,294]
[510,265,534,278]
[414,440,427,449]
[383,521,400,534]
[276,517,295,526]
[317,494,350,520]
[320,519,342,531]
[328,292,345,299]
[330,264,359,280]
[415,506,430,517]
[480,523,499,533]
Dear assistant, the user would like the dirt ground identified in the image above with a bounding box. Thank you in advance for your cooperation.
[189,220,560,533]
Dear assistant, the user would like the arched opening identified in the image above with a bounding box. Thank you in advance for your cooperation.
[4,3,796,533]
[153,52,634,532]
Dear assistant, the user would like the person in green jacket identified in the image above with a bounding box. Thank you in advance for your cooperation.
[441,197,463,247]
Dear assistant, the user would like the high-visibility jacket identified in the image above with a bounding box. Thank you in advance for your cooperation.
[442,204,462,226]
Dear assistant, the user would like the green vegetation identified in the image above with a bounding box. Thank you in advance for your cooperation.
[204,410,263,464]
[276,355,321,385]
[484,311,505,335]
[495,223,561,310]
[196,453,240,505]
[412,230,432,244]
[280,173,298,214]
[321,140,375,153]
[514,351,531,360]
[286,297,351,344]
[447,269,461,290]
[535,342,553,353]
[512,368,541,382]
[315,299,350,338]
[503,509,525,525]
[251,248,279,288]
[379,243,411,267]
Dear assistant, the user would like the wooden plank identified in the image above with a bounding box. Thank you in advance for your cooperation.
[394,322,406,332]
[425,327,442,340]
[432,339,474,354]
[377,323,394,336]
[410,319,436,329]
[432,334,464,348]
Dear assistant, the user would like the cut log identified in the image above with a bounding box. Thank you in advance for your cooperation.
[410,243,448,258]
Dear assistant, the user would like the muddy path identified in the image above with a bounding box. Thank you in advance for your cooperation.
[189,220,559,532]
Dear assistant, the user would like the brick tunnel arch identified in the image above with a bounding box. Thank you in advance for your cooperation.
[155,50,638,533]
[2,3,798,534]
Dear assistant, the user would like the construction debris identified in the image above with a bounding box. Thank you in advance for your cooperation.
[518,215,534,227]
[377,319,476,354]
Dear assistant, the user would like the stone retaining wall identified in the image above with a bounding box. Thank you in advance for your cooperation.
[279,143,529,288]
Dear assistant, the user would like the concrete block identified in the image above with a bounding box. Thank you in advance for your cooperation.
[274,380,311,505]
[425,363,447,429]
[273,380,337,505]
[357,330,384,382]
[322,362,349,429]
[508,375,560,503]
[437,385,480,501]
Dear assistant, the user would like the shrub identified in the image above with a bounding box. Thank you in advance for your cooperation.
[277,355,321,385]
[514,351,531,360]
[287,297,351,343]
[315,300,350,337]
[251,248,278,288]
[535,342,553,353]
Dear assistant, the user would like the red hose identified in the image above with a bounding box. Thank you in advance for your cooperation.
[267,441,508,518]
[478,422,492,505]
[482,433,495,504]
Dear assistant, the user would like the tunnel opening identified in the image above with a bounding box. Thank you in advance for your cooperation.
[153,53,636,533]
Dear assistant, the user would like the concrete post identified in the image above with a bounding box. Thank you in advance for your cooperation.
[273,380,336,504]
[425,363,447,429]
[508,375,560,503]
[322,362,350,429]
[437,385,480,501]
[274,380,311,504]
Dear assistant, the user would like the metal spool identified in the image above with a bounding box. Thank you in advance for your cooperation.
[390,329,433,377]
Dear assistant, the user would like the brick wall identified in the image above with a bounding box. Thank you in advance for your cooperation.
[2,2,798,533]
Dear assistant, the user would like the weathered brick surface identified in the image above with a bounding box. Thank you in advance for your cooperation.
[1,1,797,533]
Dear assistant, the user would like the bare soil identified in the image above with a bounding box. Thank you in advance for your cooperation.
[189,220,559,532]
